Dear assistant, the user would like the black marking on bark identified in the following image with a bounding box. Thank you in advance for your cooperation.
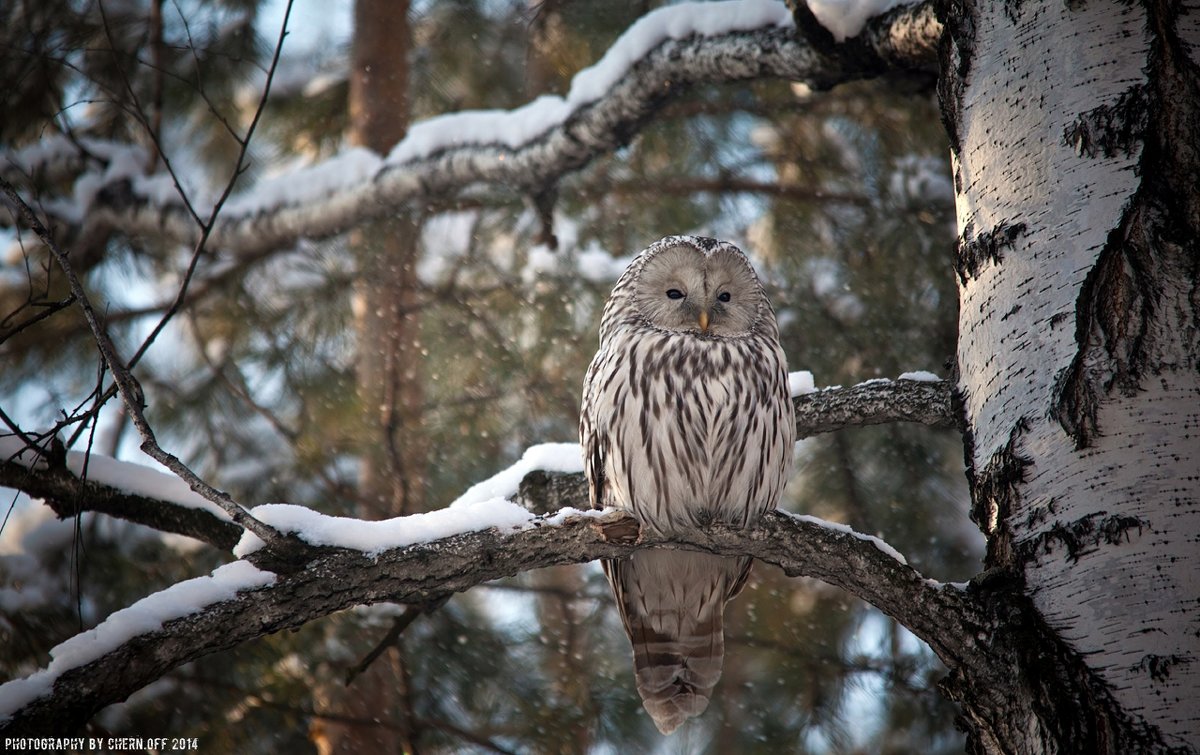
[1051,0,1200,449]
[1002,0,1024,24]
[955,220,1027,285]
[1063,84,1149,159]
[786,0,841,60]
[1022,497,1058,529]
[1000,303,1022,322]
[784,0,922,92]
[1134,654,1191,684]
[936,0,977,157]
[969,418,1032,569]
[1049,194,1160,449]
[1019,512,1147,564]
[1049,359,1100,450]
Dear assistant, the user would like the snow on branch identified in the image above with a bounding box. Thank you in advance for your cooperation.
[0,437,239,549]
[0,502,980,737]
[1,1,940,257]
[0,375,967,734]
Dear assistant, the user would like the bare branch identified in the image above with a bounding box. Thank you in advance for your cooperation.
[793,377,961,438]
[0,178,301,558]
[0,506,981,737]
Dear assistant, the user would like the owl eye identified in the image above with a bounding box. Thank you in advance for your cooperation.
[717,291,732,303]
[666,289,685,300]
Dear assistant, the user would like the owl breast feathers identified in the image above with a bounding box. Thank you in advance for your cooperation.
[580,235,795,734]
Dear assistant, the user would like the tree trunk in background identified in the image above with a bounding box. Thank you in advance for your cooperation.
[522,10,597,750]
[351,0,424,522]
[327,1,423,753]
[941,0,1199,751]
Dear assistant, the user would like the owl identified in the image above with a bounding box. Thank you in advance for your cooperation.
[580,235,795,734]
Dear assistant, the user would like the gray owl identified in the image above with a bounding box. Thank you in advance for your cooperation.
[580,235,795,734]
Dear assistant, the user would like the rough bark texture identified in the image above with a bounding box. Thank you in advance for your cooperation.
[792,377,959,438]
[945,0,1200,751]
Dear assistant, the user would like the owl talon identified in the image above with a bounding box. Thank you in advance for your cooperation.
[595,514,641,545]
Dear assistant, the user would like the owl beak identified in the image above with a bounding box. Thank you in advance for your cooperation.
[698,310,710,333]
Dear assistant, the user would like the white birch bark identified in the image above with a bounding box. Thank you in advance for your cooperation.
[952,1,1199,747]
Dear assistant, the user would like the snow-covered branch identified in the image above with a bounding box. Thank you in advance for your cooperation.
[2,377,958,548]
[1,1,939,257]
[0,454,241,551]
[0,374,967,734]
[0,502,980,737]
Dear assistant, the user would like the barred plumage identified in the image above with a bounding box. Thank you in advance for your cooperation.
[580,236,794,734]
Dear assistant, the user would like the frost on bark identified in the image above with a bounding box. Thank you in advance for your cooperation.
[944,0,1199,751]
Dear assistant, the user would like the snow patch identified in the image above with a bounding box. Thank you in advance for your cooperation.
[449,442,584,510]
[0,561,274,721]
[788,371,816,396]
[234,443,585,557]
[223,147,382,215]
[233,498,538,558]
[806,0,917,42]
[790,512,909,565]
[0,436,229,520]
[898,370,941,382]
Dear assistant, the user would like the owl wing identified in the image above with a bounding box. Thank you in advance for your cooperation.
[579,347,610,512]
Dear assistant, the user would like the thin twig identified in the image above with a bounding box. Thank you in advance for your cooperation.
[344,596,450,686]
[0,176,287,556]
[3,1,305,560]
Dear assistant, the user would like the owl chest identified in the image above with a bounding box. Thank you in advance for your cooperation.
[630,339,744,441]
[603,336,761,525]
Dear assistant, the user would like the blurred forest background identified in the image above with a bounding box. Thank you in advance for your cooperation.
[1,0,980,752]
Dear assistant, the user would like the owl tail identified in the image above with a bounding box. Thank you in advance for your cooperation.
[629,603,726,734]
[608,551,748,735]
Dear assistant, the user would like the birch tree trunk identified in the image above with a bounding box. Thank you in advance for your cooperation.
[942,0,1199,750]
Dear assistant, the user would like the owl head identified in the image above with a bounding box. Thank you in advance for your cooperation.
[618,236,772,339]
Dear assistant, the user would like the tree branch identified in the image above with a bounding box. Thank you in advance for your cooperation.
[793,377,960,438]
[2,378,959,548]
[0,504,982,737]
[2,3,940,258]
[0,455,240,551]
